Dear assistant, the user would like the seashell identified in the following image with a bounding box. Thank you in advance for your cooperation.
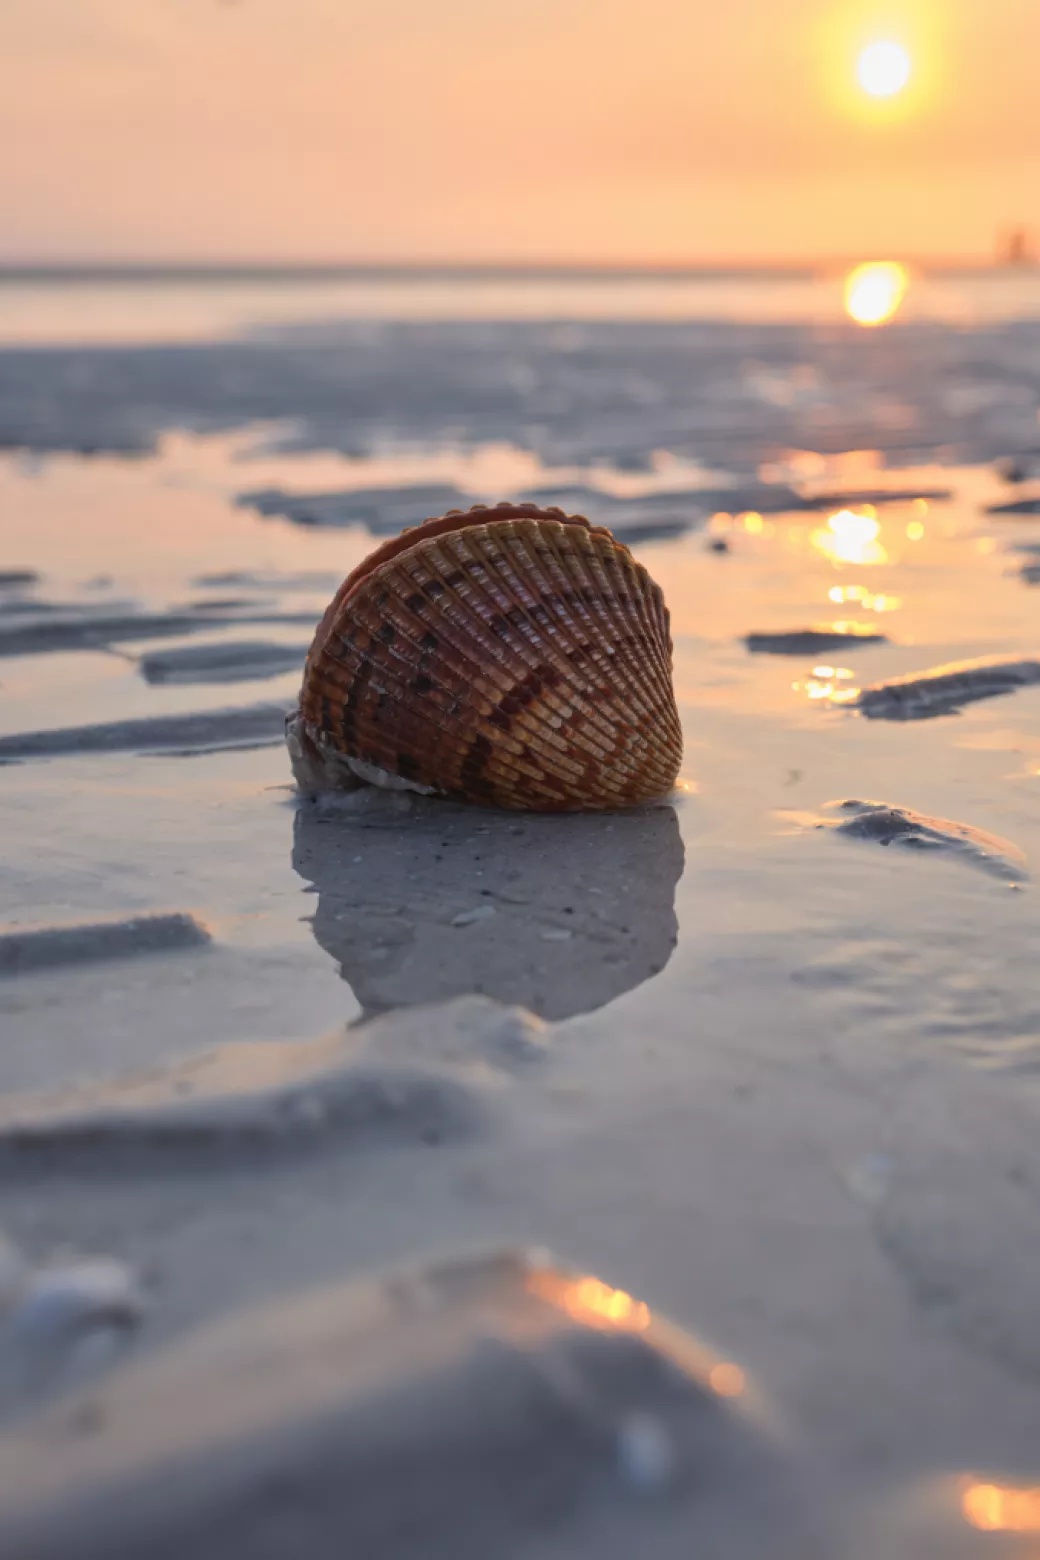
[287,502,683,811]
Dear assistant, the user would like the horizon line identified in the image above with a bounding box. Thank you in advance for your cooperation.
[0,255,1031,281]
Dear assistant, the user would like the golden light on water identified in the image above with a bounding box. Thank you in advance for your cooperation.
[812,509,888,566]
[857,40,912,97]
[828,584,902,612]
[844,261,910,326]
[962,1480,1040,1533]
[829,510,880,546]
[798,665,858,704]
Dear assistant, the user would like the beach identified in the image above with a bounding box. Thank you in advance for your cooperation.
[1,269,1040,1553]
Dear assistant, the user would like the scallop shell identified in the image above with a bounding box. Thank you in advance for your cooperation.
[287,501,683,812]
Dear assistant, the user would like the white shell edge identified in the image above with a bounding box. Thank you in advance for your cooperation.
[286,711,437,799]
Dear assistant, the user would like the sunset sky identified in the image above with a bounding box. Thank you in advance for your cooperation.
[3,0,1039,264]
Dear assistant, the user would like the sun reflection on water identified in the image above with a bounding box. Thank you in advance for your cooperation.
[812,509,888,566]
[795,665,859,705]
[827,583,902,612]
[844,261,910,326]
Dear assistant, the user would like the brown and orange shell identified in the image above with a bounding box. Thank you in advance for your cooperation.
[287,501,683,812]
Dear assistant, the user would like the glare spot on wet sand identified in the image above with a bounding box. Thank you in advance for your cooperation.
[527,1269,651,1333]
[962,1480,1040,1533]
[708,1362,746,1398]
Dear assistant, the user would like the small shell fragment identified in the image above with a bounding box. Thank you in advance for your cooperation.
[288,502,683,811]
[11,1259,145,1347]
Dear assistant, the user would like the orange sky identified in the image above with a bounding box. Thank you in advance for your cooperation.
[3,0,1039,264]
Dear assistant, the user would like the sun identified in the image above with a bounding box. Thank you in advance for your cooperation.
[857,40,911,98]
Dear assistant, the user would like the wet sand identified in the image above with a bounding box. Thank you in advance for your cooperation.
[2,307,1040,1553]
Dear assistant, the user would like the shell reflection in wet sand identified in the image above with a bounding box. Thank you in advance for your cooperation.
[292,796,684,1021]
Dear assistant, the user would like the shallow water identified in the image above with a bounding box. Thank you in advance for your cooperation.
[1,284,1040,1554]
[4,263,1040,345]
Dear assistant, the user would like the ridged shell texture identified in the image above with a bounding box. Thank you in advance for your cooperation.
[292,502,683,811]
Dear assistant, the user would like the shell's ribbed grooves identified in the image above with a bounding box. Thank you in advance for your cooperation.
[291,502,683,812]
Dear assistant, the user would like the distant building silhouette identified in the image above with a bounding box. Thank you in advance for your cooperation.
[998,227,1037,266]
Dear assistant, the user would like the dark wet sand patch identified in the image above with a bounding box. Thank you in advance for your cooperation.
[0,597,138,619]
[0,702,291,761]
[746,625,888,656]
[817,800,1027,883]
[519,483,801,538]
[180,596,272,613]
[138,641,307,686]
[239,482,473,532]
[0,611,317,658]
[0,914,211,976]
[854,655,1040,720]
[985,494,1040,515]
[192,569,344,591]
[796,486,952,509]
[240,480,805,546]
